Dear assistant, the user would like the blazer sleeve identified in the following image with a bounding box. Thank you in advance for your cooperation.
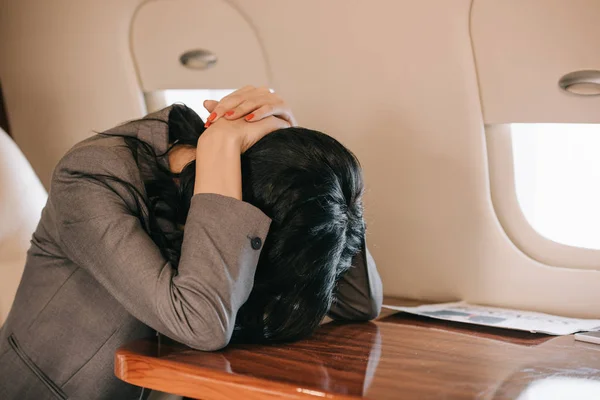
[328,238,383,321]
[50,145,271,351]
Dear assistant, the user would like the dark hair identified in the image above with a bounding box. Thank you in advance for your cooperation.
[107,104,365,343]
[236,127,365,342]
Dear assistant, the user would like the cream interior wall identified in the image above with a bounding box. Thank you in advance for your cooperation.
[0,0,147,188]
[1,0,599,317]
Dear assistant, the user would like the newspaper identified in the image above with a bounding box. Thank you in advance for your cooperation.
[383,302,600,335]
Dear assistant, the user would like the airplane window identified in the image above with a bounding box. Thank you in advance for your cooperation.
[511,124,600,250]
[163,89,236,121]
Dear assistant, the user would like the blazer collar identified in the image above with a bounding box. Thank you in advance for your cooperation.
[103,105,174,171]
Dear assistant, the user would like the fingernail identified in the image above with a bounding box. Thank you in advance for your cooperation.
[204,122,211,128]
[225,110,234,117]
[245,113,255,121]
[207,112,217,122]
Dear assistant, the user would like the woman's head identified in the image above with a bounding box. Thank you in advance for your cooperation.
[234,127,365,342]
[118,105,365,343]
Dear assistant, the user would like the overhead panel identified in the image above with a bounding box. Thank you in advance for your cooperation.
[471,0,600,124]
[131,0,269,91]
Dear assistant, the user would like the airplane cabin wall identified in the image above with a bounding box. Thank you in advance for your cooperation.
[1,0,599,317]
[0,0,147,187]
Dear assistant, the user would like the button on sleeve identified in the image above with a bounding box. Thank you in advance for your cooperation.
[250,237,263,250]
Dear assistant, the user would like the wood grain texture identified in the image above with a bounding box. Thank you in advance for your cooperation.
[115,299,600,399]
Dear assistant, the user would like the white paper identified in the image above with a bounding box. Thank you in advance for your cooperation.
[383,302,600,335]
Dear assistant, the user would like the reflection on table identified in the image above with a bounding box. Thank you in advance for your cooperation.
[115,310,600,400]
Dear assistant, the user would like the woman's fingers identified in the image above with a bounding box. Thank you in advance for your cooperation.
[247,103,297,126]
[206,86,259,126]
[222,94,281,120]
[203,100,218,113]
[203,85,297,128]
[202,100,218,128]
[222,93,297,126]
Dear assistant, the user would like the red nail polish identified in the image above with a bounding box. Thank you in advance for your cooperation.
[245,113,255,121]
[225,110,234,117]
[207,112,217,122]
[204,122,211,128]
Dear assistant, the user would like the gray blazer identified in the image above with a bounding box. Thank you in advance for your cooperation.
[0,106,383,400]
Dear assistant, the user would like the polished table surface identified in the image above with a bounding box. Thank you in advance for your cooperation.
[115,301,600,399]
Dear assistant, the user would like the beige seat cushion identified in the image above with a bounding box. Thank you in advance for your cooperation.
[0,128,47,324]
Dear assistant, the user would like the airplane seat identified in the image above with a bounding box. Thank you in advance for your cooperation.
[0,127,48,325]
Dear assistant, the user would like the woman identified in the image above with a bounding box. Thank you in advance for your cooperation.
[0,87,382,399]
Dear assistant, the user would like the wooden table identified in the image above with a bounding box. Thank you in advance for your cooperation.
[115,302,600,399]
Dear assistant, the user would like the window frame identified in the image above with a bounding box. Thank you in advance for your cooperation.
[485,124,600,270]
